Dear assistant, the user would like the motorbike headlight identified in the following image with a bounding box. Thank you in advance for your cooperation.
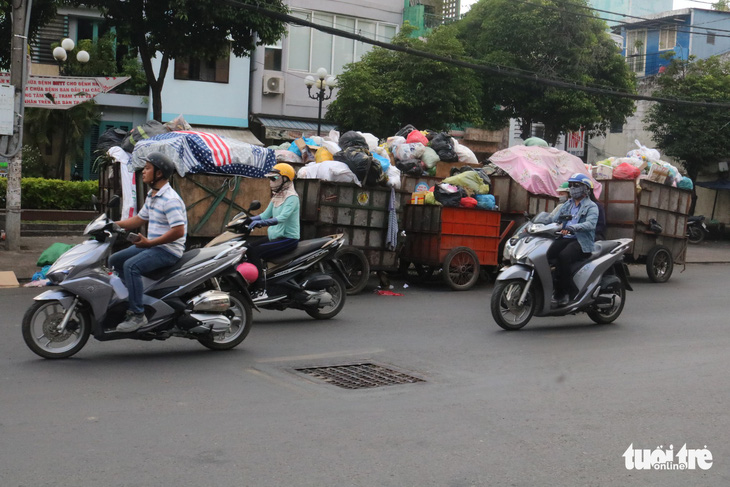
[47,266,74,284]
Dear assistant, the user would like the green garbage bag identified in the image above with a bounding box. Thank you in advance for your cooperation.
[36,243,75,267]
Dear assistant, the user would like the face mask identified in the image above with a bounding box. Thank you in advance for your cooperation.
[558,194,568,204]
[569,186,587,199]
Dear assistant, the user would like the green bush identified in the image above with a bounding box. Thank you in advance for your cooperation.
[0,178,98,210]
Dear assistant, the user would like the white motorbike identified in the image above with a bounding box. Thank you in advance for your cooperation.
[491,213,633,330]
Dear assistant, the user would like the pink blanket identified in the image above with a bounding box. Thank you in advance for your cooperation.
[490,146,602,198]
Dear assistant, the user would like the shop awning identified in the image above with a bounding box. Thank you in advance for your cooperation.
[255,116,337,140]
[190,125,264,146]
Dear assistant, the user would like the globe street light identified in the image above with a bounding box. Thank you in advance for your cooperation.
[53,38,90,72]
[304,67,337,136]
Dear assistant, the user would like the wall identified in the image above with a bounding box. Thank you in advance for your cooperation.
[588,0,673,26]
[689,10,730,60]
[150,55,251,126]
[249,0,402,123]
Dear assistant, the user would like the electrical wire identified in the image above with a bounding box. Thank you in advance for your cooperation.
[221,0,730,109]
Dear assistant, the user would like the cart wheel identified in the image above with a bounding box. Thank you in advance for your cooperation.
[336,246,370,295]
[646,245,674,283]
[399,260,435,283]
[442,247,480,291]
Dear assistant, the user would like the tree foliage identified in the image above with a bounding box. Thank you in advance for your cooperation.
[645,56,730,181]
[454,0,637,145]
[0,0,58,69]
[327,23,482,138]
[69,0,288,120]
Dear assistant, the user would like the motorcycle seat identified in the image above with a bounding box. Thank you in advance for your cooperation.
[142,247,220,280]
[569,240,621,274]
[266,237,332,266]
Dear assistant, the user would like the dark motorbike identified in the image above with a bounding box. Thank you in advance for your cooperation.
[206,201,350,320]
[687,215,708,244]
[22,196,254,359]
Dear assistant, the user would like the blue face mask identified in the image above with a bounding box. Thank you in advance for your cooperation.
[569,186,587,199]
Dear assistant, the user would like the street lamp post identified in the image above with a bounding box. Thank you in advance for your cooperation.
[304,67,337,136]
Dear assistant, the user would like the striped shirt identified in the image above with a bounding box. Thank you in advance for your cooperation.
[138,183,187,257]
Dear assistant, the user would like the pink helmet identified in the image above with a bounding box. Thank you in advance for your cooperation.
[236,263,259,284]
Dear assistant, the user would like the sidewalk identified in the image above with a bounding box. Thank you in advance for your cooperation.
[1,235,729,285]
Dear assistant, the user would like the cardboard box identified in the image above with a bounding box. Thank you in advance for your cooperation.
[0,271,19,288]
[592,164,613,180]
[647,164,670,184]
[410,192,428,205]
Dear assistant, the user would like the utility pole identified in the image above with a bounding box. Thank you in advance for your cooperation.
[2,0,29,250]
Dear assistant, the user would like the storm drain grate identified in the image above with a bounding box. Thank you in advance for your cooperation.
[294,363,425,390]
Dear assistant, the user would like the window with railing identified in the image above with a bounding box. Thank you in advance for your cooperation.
[659,26,676,51]
[626,29,646,75]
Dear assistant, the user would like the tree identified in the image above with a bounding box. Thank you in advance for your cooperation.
[327,23,482,138]
[645,56,730,184]
[0,0,58,69]
[454,0,637,145]
[69,0,287,121]
[713,0,730,12]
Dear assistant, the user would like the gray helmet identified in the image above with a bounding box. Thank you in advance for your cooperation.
[143,152,175,180]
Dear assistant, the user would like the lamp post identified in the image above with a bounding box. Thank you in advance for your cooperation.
[304,67,337,136]
[53,38,90,74]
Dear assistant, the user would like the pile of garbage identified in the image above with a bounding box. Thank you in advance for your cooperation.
[271,124,480,189]
[592,139,693,190]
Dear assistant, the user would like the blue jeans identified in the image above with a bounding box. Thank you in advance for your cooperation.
[109,246,180,314]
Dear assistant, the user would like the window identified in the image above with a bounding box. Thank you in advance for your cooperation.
[610,121,623,134]
[264,40,282,71]
[707,32,716,45]
[659,26,676,51]
[175,53,230,83]
[287,9,398,75]
[626,29,646,75]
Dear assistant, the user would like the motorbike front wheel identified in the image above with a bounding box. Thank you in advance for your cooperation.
[198,292,253,350]
[490,279,536,330]
[305,274,346,320]
[22,300,91,359]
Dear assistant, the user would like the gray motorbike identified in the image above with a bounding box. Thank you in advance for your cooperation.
[22,200,254,359]
[491,213,633,330]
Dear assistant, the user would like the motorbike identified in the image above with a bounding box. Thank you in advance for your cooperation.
[491,213,633,330]
[687,215,708,244]
[22,196,254,359]
[205,201,350,320]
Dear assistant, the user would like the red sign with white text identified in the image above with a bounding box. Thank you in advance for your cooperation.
[0,74,129,109]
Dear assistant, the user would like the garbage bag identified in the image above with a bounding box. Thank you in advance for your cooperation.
[454,140,478,164]
[334,147,385,186]
[339,131,369,151]
[96,127,128,156]
[396,159,424,176]
[395,124,418,138]
[406,130,429,146]
[678,177,694,190]
[460,197,477,208]
[444,171,490,195]
[613,162,641,180]
[315,147,334,163]
[476,194,496,210]
[394,142,426,162]
[433,183,465,207]
[358,132,379,151]
[121,120,170,152]
[430,132,458,162]
[37,243,74,267]
[524,136,549,147]
[421,147,440,169]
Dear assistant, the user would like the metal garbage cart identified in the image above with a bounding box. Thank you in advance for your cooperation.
[401,205,514,290]
[295,179,400,294]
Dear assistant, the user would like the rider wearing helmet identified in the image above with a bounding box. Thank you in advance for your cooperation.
[110,152,188,332]
[245,163,301,297]
[548,173,599,306]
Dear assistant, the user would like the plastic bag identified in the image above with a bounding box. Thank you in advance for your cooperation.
[433,183,465,207]
[613,162,641,180]
[372,150,390,172]
[339,131,369,151]
[406,130,429,146]
[396,159,423,176]
[165,114,192,131]
[476,194,496,210]
[95,127,128,156]
[453,139,478,164]
[444,171,490,195]
[297,161,361,185]
[395,124,418,138]
[430,132,458,162]
[627,139,661,163]
[394,142,426,161]
[386,164,402,189]
[333,147,384,186]
[275,150,302,163]
[524,136,549,147]
[288,137,317,157]
[460,197,477,208]
[315,147,334,163]
[420,147,440,168]
[121,120,170,152]
[678,177,694,190]
[358,132,379,151]
[37,243,74,267]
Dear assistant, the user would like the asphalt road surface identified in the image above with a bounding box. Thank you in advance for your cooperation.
[1,263,728,486]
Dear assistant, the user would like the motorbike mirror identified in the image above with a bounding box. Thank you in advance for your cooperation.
[248,200,261,212]
[108,195,121,209]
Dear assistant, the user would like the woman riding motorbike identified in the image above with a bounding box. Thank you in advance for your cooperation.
[548,173,599,306]
[245,163,300,297]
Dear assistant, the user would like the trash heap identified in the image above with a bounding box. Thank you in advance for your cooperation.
[592,139,694,190]
[272,124,481,191]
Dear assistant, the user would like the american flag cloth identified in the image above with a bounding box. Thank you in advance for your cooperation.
[130,131,276,178]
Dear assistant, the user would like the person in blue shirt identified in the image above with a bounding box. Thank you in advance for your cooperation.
[245,163,300,297]
[548,173,598,306]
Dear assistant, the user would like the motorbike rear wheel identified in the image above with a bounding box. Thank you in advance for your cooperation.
[491,279,536,330]
[198,292,253,350]
[305,274,346,320]
[22,300,91,359]
[687,225,706,244]
[587,281,626,324]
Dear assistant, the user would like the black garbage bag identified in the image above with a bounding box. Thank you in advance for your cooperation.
[95,127,128,156]
[396,159,424,177]
[334,147,386,186]
[433,184,466,207]
[338,131,369,151]
[121,120,170,152]
[395,124,418,138]
[430,132,458,162]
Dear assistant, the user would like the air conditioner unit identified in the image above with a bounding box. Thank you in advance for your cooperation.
[263,74,284,95]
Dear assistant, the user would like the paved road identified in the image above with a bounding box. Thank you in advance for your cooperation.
[1,263,729,486]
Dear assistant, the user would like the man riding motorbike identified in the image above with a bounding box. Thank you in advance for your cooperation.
[548,173,598,307]
[110,152,187,332]
[244,163,300,299]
